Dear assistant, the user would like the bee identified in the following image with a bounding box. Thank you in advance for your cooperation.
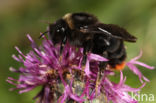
[43,12,137,70]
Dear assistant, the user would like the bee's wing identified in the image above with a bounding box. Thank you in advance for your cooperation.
[96,23,137,42]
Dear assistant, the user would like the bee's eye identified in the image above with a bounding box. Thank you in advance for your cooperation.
[56,27,65,33]
[55,19,68,33]
[56,29,60,32]
[61,27,65,32]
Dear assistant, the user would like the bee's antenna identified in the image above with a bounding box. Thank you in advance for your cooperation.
[39,31,48,39]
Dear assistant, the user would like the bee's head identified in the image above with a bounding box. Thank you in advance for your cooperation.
[49,19,70,44]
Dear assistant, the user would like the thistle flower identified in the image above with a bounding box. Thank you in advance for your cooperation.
[126,51,154,83]
[7,34,154,103]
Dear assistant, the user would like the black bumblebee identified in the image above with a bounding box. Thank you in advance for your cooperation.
[44,12,137,70]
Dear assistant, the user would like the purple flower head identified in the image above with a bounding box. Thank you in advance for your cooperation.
[7,34,154,103]
[126,50,154,83]
[99,71,146,103]
[7,34,108,102]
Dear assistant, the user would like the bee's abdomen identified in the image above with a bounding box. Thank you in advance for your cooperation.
[107,39,126,69]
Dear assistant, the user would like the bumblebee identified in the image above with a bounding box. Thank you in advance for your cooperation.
[45,12,137,70]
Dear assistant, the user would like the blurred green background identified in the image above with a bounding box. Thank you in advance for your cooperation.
[0,0,156,103]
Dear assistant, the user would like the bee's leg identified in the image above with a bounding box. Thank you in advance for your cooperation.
[82,40,92,63]
[60,36,67,54]
[39,31,48,39]
[82,47,87,64]
[81,42,91,79]
[95,69,100,96]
